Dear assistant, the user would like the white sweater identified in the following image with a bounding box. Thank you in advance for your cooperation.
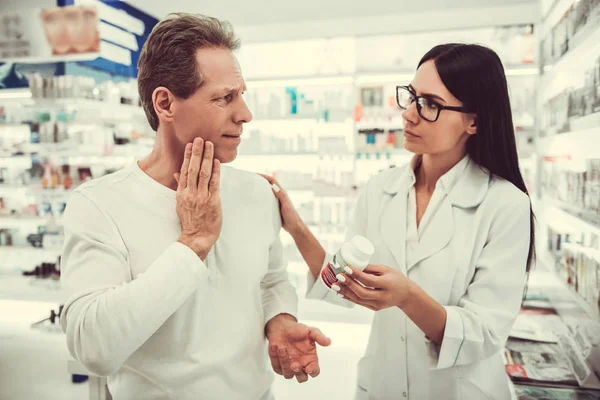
[59,162,298,400]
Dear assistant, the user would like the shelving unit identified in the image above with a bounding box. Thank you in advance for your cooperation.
[0,271,63,304]
[534,0,600,321]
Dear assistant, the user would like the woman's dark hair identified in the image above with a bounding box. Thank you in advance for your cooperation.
[418,43,535,277]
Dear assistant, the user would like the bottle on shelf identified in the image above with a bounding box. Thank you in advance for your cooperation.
[41,165,52,189]
[51,167,60,189]
[62,165,73,190]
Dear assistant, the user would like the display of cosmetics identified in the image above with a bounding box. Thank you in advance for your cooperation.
[542,158,600,214]
[357,129,404,151]
[28,73,140,106]
[559,242,600,313]
[244,86,353,121]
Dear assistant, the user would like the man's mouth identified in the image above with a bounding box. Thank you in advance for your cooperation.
[222,134,242,142]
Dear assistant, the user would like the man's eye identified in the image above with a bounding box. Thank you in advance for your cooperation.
[224,94,233,102]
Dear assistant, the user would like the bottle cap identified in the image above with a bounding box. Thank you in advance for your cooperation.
[341,235,374,267]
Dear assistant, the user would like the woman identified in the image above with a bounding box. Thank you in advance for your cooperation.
[262,43,534,400]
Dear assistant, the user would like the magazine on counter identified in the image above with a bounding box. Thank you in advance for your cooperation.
[504,339,579,386]
[514,384,600,399]
[510,313,567,343]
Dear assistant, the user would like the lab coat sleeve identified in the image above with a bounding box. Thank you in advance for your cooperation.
[60,192,209,377]
[430,192,530,370]
[261,195,299,326]
[305,183,370,307]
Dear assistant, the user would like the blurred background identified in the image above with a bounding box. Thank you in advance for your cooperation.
[0,0,599,399]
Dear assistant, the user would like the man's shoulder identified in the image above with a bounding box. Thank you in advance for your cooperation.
[223,165,272,198]
[71,165,135,206]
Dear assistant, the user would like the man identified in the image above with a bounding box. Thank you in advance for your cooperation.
[60,13,330,400]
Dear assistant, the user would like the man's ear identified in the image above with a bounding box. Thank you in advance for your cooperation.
[466,114,477,136]
[153,87,174,125]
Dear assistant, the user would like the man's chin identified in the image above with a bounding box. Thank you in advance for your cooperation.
[215,149,237,164]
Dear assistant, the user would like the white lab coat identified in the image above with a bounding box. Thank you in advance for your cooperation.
[307,157,531,400]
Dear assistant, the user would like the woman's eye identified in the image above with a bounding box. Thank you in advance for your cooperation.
[424,99,439,110]
[224,94,233,102]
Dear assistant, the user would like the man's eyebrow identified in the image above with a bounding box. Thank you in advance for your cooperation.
[408,84,446,104]
[212,84,247,96]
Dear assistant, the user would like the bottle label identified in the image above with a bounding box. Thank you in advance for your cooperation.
[321,253,348,289]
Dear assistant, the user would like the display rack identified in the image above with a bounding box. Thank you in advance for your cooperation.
[533,5,600,388]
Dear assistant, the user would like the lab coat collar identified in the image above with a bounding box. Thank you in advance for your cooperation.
[382,154,491,209]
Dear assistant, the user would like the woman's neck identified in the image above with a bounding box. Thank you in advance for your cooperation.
[416,148,467,193]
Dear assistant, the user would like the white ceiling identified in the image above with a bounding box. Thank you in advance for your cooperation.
[125,0,536,26]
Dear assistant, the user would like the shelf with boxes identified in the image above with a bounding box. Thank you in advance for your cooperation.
[540,0,600,84]
[538,0,600,136]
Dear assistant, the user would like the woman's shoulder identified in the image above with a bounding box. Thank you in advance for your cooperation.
[485,175,531,211]
[364,161,412,192]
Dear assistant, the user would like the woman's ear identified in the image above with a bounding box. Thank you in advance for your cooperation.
[466,114,477,136]
[153,87,174,125]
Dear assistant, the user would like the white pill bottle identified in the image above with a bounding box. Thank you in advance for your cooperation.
[320,235,374,290]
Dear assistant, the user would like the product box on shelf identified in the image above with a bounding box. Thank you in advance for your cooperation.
[593,57,600,113]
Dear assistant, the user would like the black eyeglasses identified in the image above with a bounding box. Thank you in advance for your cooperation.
[396,85,471,122]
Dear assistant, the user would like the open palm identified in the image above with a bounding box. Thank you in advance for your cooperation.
[268,323,331,383]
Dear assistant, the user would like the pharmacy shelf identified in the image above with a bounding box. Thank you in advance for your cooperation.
[0,215,63,229]
[25,188,75,201]
[539,16,600,101]
[0,186,77,201]
[537,257,600,321]
[29,98,144,115]
[0,185,29,197]
[0,271,64,304]
[537,126,600,160]
[541,197,600,235]
[0,156,32,169]
[0,246,62,270]
[250,115,351,122]
[541,113,600,138]
[552,199,600,228]
[238,151,319,157]
[567,112,600,134]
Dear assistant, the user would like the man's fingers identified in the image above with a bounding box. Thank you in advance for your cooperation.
[178,143,192,190]
[278,348,294,379]
[295,370,309,383]
[198,141,214,192]
[209,159,220,193]
[309,328,331,347]
[304,362,321,378]
[268,344,282,375]
[188,138,204,189]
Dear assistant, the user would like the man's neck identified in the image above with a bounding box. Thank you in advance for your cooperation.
[138,127,185,191]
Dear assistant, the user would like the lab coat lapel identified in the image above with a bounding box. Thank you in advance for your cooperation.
[406,198,454,272]
[379,168,412,273]
[406,159,492,271]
